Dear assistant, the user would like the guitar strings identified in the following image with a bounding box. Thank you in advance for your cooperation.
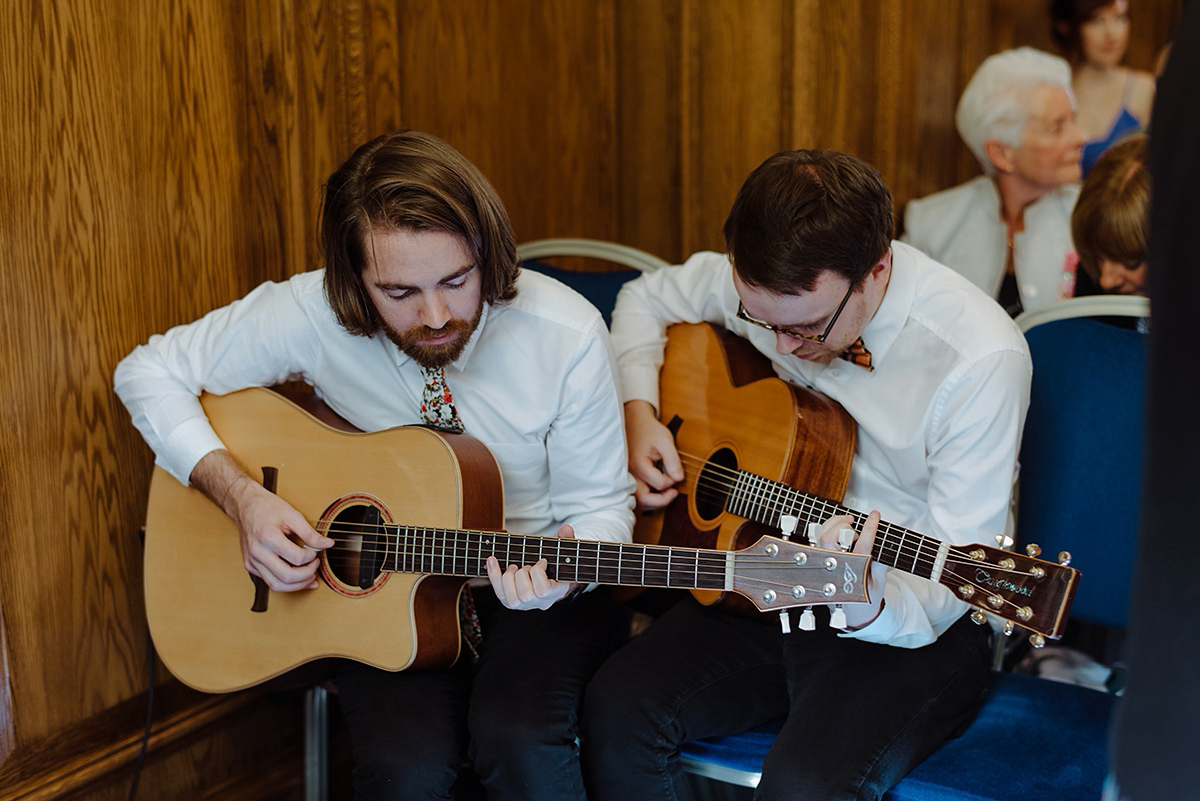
[673,451,1024,574]
[668,451,1045,617]
[309,521,1036,620]
[295,446,1048,621]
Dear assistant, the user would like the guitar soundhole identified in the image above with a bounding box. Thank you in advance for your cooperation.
[323,501,389,591]
[695,447,737,523]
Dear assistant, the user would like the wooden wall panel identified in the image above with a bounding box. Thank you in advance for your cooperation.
[615,0,684,262]
[392,0,619,246]
[612,0,1179,260]
[0,1,1180,797]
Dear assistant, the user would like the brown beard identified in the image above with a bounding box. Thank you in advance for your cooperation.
[378,297,484,369]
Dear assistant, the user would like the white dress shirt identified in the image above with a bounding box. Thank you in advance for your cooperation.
[610,242,1032,647]
[115,269,635,544]
[903,176,1079,313]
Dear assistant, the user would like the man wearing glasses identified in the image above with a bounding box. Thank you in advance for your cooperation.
[582,149,1032,800]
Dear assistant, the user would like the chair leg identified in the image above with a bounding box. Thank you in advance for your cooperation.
[305,684,329,801]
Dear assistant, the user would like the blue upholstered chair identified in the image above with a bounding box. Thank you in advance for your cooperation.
[516,237,667,323]
[679,295,1150,801]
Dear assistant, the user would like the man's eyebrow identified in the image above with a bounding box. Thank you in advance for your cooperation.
[374,263,476,291]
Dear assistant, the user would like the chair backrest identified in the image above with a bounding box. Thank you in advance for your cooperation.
[1014,297,1149,630]
[516,237,667,324]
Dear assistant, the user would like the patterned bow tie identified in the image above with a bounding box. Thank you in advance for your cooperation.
[420,366,465,433]
[840,337,874,372]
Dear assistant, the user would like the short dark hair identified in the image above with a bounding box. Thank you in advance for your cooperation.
[723,149,894,294]
[320,130,519,337]
[1072,134,1149,284]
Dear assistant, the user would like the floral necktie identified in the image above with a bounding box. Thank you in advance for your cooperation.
[420,366,465,433]
[419,365,479,657]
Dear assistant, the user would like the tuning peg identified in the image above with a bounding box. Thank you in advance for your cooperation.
[778,610,791,634]
[837,528,855,551]
[994,534,1014,549]
[779,514,799,541]
[1058,551,1072,567]
[830,605,847,629]
[806,523,822,546]
[1025,543,1042,558]
[970,609,988,626]
[1029,633,1046,649]
[798,608,816,631]
[1003,621,1015,636]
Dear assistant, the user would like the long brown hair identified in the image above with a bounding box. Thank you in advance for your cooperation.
[320,131,519,337]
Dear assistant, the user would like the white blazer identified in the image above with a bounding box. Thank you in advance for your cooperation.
[902,176,1079,313]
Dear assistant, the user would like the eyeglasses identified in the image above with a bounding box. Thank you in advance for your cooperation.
[735,281,856,343]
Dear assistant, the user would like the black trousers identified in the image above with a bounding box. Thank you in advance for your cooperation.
[582,598,992,801]
[334,586,619,801]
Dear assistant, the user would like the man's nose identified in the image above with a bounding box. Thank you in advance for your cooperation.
[420,293,452,329]
[776,331,802,355]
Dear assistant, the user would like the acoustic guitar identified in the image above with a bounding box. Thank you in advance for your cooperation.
[144,387,874,693]
[632,323,1079,645]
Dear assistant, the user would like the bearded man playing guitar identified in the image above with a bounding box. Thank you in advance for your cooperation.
[114,130,635,801]
[582,150,1033,801]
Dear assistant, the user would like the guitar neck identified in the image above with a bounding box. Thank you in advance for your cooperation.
[725,472,948,583]
[380,526,730,591]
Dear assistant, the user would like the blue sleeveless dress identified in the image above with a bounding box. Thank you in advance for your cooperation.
[1081,75,1143,176]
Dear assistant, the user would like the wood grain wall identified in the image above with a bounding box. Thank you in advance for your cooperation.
[0,1,1178,798]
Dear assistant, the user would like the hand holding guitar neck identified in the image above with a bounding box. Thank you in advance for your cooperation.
[814,512,887,631]
[486,524,580,610]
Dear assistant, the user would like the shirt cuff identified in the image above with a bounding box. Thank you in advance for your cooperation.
[618,365,662,409]
[159,416,227,485]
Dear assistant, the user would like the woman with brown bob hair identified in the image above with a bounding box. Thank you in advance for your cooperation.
[1072,132,1150,295]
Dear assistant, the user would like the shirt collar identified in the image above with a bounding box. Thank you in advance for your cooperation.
[447,300,490,372]
[854,242,914,369]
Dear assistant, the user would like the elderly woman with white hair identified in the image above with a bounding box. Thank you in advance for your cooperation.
[904,47,1087,315]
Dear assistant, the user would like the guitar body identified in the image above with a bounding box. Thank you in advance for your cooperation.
[144,388,504,693]
[633,323,858,607]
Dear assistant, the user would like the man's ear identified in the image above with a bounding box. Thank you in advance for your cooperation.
[869,249,892,283]
[985,139,1014,174]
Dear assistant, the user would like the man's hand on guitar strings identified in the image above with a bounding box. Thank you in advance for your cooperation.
[191,449,333,592]
[624,400,684,509]
[222,472,334,593]
[485,524,580,610]
[817,511,887,631]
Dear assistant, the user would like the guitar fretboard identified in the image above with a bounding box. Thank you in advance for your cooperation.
[725,471,947,582]
[382,527,730,591]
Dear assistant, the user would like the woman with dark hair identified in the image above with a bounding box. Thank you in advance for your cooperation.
[1050,0,1155,175]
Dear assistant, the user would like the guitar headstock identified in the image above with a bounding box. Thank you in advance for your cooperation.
[940,542,1080,642]
[730,535,870,612]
